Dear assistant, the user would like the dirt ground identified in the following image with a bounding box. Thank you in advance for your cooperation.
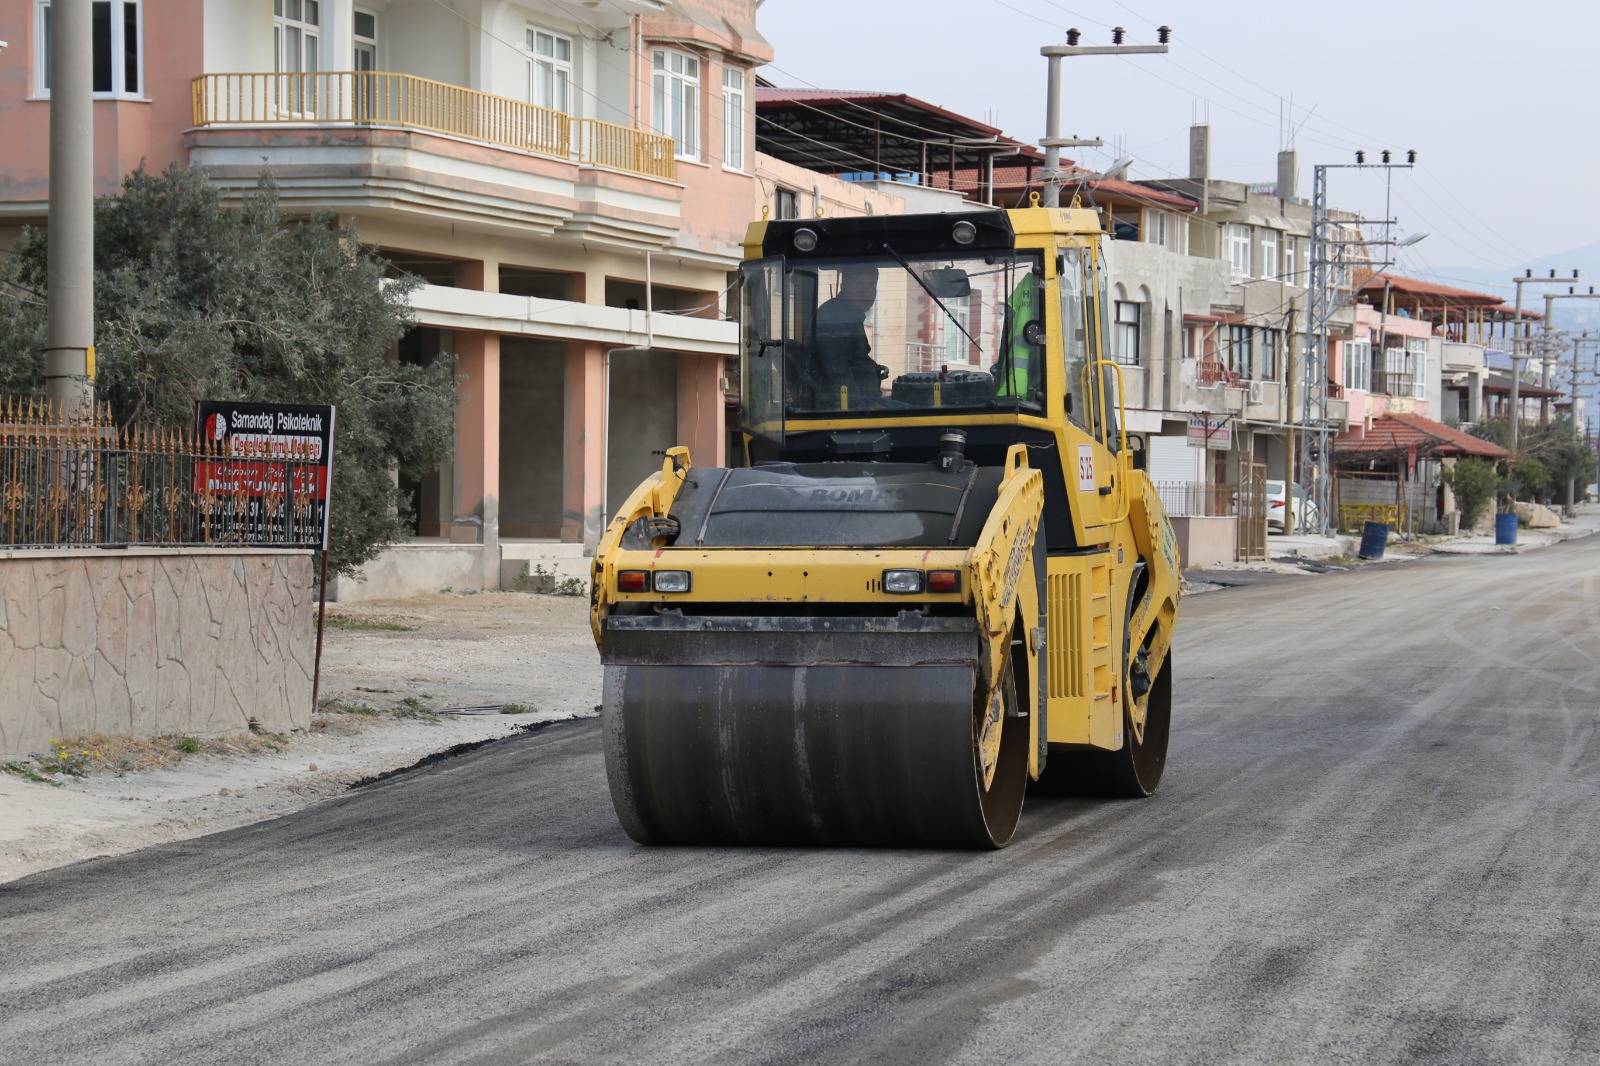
[0,591,599,884]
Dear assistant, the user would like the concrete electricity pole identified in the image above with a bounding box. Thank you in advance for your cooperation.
[1508,269,1578,450]
[1039,27,1170,208]
[45,0,96,414]
[1297,150,1416,533]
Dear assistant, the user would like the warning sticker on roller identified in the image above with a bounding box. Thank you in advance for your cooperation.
[1077,444,1096,492]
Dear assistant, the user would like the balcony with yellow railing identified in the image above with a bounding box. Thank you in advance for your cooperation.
[191,72,675,182]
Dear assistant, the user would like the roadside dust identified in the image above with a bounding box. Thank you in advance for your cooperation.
[0,591,599,884]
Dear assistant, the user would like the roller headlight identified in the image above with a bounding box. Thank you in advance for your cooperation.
[882,569,925,594]
[652,570,692,593]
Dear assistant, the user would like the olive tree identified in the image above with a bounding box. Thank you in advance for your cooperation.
[0,165,455,574]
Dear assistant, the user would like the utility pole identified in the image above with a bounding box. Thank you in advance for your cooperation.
[1297,150,1416,534]
[1559,331,1600,515]
[1538,288,1600,414]
[1039,26,1170,208]
[45,0,96,414]
[1508,269,1578,450]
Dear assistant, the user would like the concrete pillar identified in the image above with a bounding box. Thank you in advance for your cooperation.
[452,332,501,554]
[458,256,499,293]
[676,352,726,468]
[563,341,606,545]
[45,0,96,413]
[1468,371,1483,424]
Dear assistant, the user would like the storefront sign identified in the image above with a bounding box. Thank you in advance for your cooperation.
[194,401,337,549]
[1187,414,1232,451]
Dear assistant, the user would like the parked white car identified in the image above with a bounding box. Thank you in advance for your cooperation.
[1267,480,1320,533]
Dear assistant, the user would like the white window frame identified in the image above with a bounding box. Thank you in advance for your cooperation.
[1406,337,1428,399]
[1283,236,1299,285]
[274,0,320,73]
[941,295,974,368]
[1113,301,1141,366]
[1344,338,1372,393]
[651,47,700,161]
[1225,224,1253,279]
[353,8,378,70]
[1259,229,1279,281]
[722,65,746,171]
[526,26,573,115]
[35,0,145,99]
[1144,209,1168,249]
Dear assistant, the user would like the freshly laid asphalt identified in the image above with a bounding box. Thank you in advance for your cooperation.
[2,536,1598,1065]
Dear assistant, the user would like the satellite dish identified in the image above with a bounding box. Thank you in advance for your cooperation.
[1101,155,1135,180]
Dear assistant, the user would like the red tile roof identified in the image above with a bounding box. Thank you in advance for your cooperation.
[1333,411,1510,461]
[1359,273,1503,306]
[1069,176,1197,211]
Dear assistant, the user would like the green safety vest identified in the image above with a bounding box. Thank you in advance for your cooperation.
[997,275,1037,397]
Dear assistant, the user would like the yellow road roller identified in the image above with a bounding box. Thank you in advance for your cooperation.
[591,206,1180,848]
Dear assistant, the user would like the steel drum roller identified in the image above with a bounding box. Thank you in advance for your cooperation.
[601,618,1028,848]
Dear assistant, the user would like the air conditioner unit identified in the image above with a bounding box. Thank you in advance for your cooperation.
[1247,380,1264,404]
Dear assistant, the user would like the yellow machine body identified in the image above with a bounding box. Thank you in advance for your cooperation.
[591,206,1180,848]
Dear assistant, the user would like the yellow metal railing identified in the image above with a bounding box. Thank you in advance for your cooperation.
[191,72,675,182]
[1339,502,1417,532]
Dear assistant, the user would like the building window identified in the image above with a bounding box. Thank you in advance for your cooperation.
[353,9,377,70]
[1226,224,1252,279]
[1113,301,1141,366]
[722,66,745,170]
[1406,337,1428,399]
[274,0,319,73]
[527,27,572,114]
[1145,210,1168,249]
[1259,230,1279,281]
[1258,327,1280,380]
[1227,324,1253,379]
[37,0,143,97]
[1344,338,1372,393]
[774,186,798,220]
[1284,236,1299,285]
[651,48,700,160]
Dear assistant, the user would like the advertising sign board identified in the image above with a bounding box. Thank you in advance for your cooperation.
[1186,414,1232,451]
[194,401,336,549]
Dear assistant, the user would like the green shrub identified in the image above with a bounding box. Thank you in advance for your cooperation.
[1441,458,1497,530]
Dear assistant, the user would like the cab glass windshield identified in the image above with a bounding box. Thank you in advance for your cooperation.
[740,250,1048,429]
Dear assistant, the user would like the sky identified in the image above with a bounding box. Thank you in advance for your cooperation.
[756,0,1600,299]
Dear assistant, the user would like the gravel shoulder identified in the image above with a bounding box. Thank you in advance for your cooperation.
[0,591,599,884]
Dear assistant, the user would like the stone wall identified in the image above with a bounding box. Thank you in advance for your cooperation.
[0,549,315,757]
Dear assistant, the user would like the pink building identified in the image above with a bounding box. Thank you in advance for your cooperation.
[0,0,771,598]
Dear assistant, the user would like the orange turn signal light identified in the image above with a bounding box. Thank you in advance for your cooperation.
[927,570,961,594]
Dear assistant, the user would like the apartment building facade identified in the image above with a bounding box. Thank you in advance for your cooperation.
[0,0,770,598]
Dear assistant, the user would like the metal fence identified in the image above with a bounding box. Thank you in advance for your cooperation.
[1154,480,1229,517]
[1,398,321,550]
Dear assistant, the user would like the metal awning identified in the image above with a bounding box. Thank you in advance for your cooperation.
[755,87,1041,189]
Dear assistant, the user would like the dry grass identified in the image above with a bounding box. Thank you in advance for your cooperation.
[1,702,435,785]
[4,730,295,780]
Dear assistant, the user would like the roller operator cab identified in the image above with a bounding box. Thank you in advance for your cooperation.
[591,208,1181,848]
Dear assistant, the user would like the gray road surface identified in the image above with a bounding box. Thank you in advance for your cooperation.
[3,540,1599,1065]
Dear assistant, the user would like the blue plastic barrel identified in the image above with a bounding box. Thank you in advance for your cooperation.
[1495,512,1519,545]
[1358,520,1389,560]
